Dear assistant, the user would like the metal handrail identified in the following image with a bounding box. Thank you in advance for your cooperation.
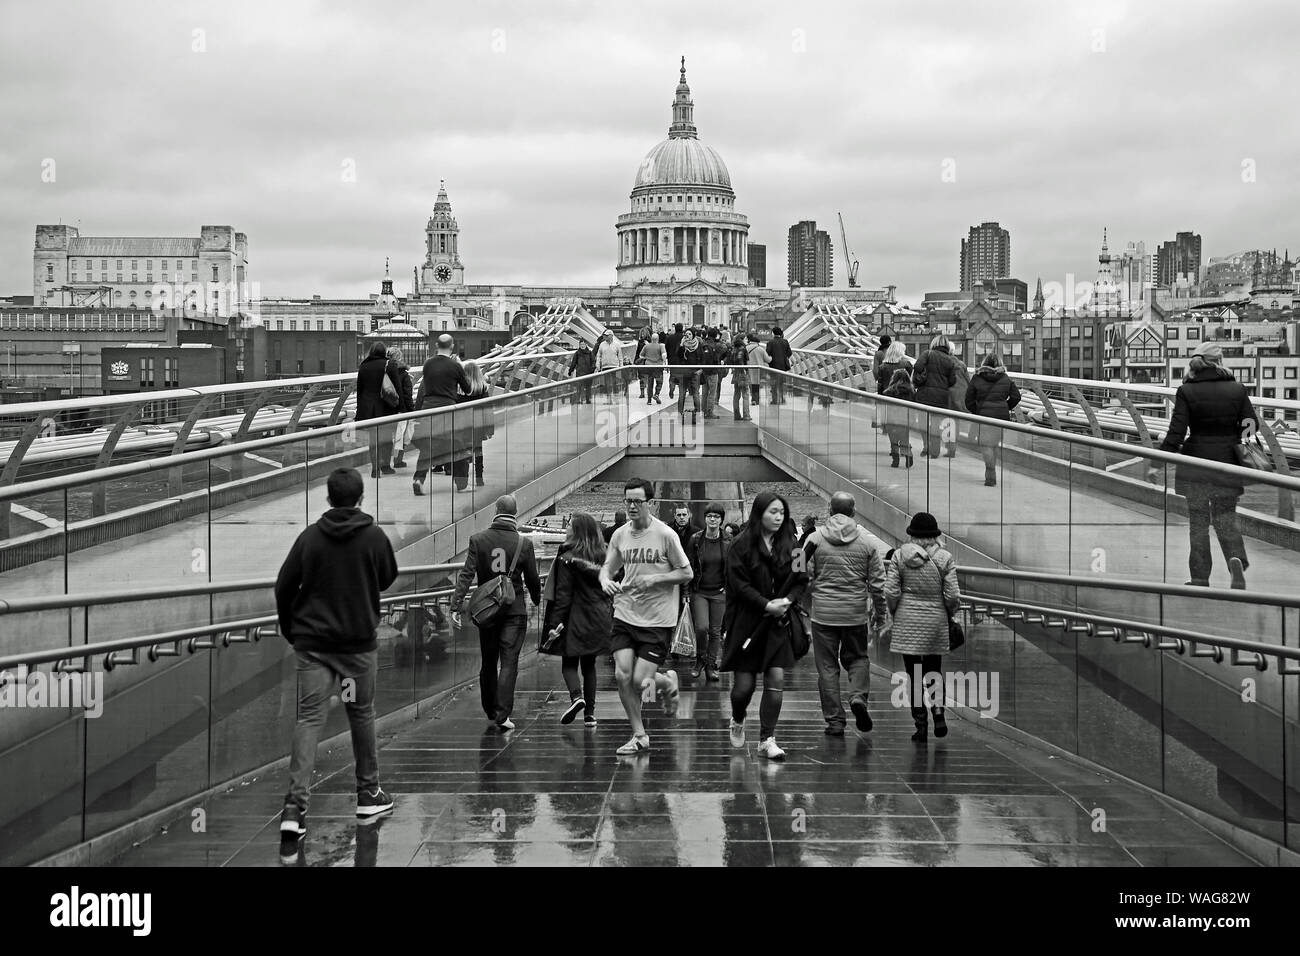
[788,345,1300,417]
[957,566,1300,609]
[0,366,616,503]
[959,592,1300,674]
[0,571,552,673]
[762,366,1300,492]
[0,561,482,614]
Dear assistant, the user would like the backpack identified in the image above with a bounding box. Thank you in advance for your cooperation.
[729,344,747,366]
[380,361,400,408]
[467,533,525,627]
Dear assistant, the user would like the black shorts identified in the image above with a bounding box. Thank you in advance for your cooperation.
[610,620,673,666]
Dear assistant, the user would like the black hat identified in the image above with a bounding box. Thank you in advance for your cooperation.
[906,512,942,538]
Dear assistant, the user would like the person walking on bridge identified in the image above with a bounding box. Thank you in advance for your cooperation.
[766,326,792,405]
[912,334,959,459]
[686,501,730,682]
[720,491,808,760]
[596,329,624,404]
[640,331,666,404]
[600,478,691,755]
[746,331,770,411]
[802,492,889,736]
[275,467,398,861]
[964,352,1022,487]
[412,334,471,495]
[355,341,406,479]
[541,512,612,728]
[884,512,961,742]
[450,495,543,732]
[386,347,415,470]
[569,339,595,404]
[1149,341,1256,589]
[882,367,916,467]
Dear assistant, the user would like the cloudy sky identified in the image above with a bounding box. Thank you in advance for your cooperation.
[1,0,1296,306]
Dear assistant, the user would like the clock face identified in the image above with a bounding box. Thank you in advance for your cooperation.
[435,265,452,283]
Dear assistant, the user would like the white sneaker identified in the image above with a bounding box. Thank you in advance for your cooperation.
[729,719,745,749]
[758,737,785,760]
[615,734,650,755]
[497,718,515,732]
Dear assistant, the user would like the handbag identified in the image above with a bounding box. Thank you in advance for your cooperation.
[671,603,697,657]
[380,361,400,409]
[784,603,811,659]
[538,558,563,653]
[1234,436,1275,478]
[466,533,524,628]
[931,556,964,651]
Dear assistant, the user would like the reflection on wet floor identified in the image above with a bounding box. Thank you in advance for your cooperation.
[111,657,1257,867]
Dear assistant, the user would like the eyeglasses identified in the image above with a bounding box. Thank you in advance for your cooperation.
[624,498,648,506]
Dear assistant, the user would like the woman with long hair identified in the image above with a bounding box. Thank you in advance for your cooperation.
[911,333,959,459]
[719,491,808,760]
[542,512,612,727]
[457,359,492,487]
[354,340,406,478]
[883,512,961,742]
[882,367,916,468]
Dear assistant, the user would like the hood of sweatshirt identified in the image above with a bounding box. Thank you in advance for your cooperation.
[898,540,937,568]
[977,365,1007,380]
[820,514,862,545]
[317,507,375,541]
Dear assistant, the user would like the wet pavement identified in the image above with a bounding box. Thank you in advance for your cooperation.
[109,655,1257,866]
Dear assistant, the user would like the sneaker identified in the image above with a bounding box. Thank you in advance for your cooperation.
[729,719,745,749]
[825,724,845,737]
[497,718,516,732]
[615,734,650,755]
[356,787,394,819]
[758,737,786,760]
[279,806,306,862]
[380,465,395,475]
[584,715,598,729]
[706,668,720,683]
[561,698,585,725]
[689,660,703,679]
[851,699,874,733]
[1229,557,1246,590]
[412,480,424,496]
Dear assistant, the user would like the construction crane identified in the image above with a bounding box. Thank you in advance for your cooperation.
[838,212,860,288]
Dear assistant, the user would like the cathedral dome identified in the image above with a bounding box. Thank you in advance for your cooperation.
[634,137,732,191]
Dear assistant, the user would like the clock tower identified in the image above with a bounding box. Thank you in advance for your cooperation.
[420,180,465,292]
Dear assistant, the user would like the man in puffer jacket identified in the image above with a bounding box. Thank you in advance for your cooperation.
[911,334,959,458]
[964,352,1022,487]
[801,492,889,736]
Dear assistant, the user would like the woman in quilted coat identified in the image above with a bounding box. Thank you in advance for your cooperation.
[883,512,961,742]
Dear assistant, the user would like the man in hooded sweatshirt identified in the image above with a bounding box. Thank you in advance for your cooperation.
[800,492,889,736]
[275,467,399,859]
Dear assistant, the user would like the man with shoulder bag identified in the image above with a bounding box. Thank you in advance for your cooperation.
[451,494,543,731]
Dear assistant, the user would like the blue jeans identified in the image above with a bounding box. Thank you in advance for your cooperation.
[691,588,726,668]
[811,621,871,729]
[479,614,528,723]
[285,649,379,813]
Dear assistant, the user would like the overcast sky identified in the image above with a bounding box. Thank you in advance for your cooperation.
[2,0,1296,307]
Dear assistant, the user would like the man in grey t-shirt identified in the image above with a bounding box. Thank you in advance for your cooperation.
[600,477,693,756]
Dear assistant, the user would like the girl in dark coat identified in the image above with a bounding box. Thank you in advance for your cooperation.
[882,367,916,467]
[354,340,401,478]
[457,360,492,487]
[542,513,613,726]
[964,352,1023,487]
[1149,342,1257,589]
[911,334,959,458]
[720,491,808,760]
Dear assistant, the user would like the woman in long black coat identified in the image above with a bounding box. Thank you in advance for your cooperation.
[355,340,405,478]
[720,491,808,761]
[964,352,1022,487]
[1148,342,1257,589]
[911,333,959,458]
[542,512,613,726]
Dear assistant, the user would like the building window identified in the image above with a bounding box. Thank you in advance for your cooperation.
[46,264,53,280]
[1173,366,1184,379]
[164,357,178,387]
[296,360,304,374]
[1167,327,1180,339]
[343,320,351,331]
[161,260,168,270]
[319,359,326,373]
[1082,347,1093,360]
[140,358,155,388]
[1083,326,1093,338]
[1285,368,1297,379]
[116,260,123,269]
[192,261,197,270]
[191,273,198,282]
[146,273,152,282]
[146,260,152,270]
[1070,326,1080,338]
[1263,388,1276,398]
[101,260,107,269]
[1187,327,1200,340]
[211,266,219,281]
[1287,389,1298,401]
[71,273,77,282]
[289,320,297,331]
[101,273,107,282]
[1264,367,1276,379]
[330,319,337,331]
[316,320,324,331]
[117,273,123,282]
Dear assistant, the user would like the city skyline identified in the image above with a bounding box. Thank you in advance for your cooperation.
[2,0,1297,308]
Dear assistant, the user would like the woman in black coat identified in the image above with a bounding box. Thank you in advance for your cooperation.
[720,491,808,760]
[964,352,1023,487]
[911,333,959,458]
[1148,342,1257,589]
[542,513,613,725]
[355,340,404,478]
